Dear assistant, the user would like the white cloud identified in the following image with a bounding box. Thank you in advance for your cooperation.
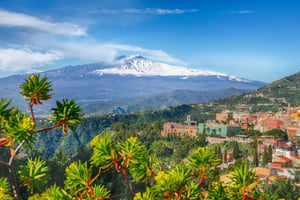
[0,8,186,76]
[93,8,198,15]
[0,9,86,36]
[0,48,62,73]
[230,10,253,14]
[51,41,186,65]
[94,43,186,65]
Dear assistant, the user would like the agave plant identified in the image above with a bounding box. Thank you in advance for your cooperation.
[48,99,84,134]
[19,74,54,106]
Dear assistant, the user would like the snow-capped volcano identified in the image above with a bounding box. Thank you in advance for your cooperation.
[91,55,249,82]
[0,54,266,115]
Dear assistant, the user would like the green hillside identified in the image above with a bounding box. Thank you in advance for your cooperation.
[83,88,251,115]
[216,71,300,107]
[256,71,300,106]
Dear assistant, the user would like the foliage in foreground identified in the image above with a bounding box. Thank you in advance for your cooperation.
[0,74,297,200]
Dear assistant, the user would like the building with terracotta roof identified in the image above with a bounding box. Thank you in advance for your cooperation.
[161,122,198,136]
[273,156,292,167]
[270,161,286,169]
[266,119,284,130]
[161,115,198,137]
[275,145,296,158]
[254,167,272,178]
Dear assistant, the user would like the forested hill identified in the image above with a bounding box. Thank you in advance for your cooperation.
[83,88,251,115]
[216,71,300,107]
[256,71,300,105]
[33,104,222,157]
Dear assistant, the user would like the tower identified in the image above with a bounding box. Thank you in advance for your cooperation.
[187,115,191,122]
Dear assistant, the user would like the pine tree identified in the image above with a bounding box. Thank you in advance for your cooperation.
[268,145,273,163]
[261,147,269,167]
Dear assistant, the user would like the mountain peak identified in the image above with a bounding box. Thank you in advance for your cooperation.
[91,55,251,82]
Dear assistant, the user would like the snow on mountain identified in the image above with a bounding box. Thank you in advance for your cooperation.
[91,55,250,82]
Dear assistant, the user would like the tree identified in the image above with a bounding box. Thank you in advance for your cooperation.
[224,149,227,163]
[0,74,284,199]
[267,145,273,163]
[187,147,221,188]
[0,74,84,199]
[252,150,259,167]
[261,147,269,167]
[232,142,241,160]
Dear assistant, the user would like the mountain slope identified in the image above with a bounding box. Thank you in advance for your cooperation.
[0,55,266,114]
[83,88,251,115]
[215,71,300,107]
[256,71,300,105]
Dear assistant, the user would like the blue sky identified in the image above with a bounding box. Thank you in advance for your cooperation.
[0,0,299,82]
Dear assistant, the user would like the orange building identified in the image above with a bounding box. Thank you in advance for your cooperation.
[254,167,271,178]
[216,113,230,121]
[161,122,198,136]
[266,119,284,129]
[287,126,300,140]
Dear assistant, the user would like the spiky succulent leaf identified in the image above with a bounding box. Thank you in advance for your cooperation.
[0,178,13,200]
[182,182,203,200]
[187,147,221,177]
[206,182,231,200]
[0,98,17,134]
[90,133,119,171]
[230,165,259,198]
[28,184,72,200]
[18,157,49,194]
[119,137,154,182]
[19,74,54,105]
[153,165,191,199]
[4,111,35,146]
[49,99,84,134]
[84,184,111,200]
[134,187,156,200]
[64,161,91,196]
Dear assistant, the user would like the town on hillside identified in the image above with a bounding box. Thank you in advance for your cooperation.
[161,104,300,185]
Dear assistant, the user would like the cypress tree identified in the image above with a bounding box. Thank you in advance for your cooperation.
[252,150,259,167]
[224,149,227,163]
[218,146,222,159]
[233,142,240,159]
[268,145,273,163]
[262,147,269,166]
